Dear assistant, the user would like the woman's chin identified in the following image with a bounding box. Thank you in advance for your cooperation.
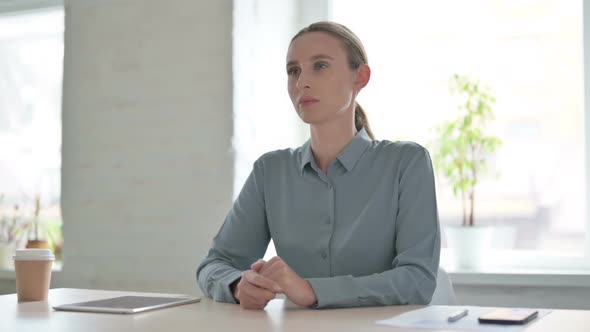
[299,116,319,125]
[297,110,323,125]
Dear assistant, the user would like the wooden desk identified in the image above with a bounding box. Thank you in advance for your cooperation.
[1,288,588,331]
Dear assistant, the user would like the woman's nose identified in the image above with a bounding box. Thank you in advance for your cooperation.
[296,72,311,90]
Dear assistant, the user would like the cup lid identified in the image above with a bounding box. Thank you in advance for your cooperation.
[13,249,55,261]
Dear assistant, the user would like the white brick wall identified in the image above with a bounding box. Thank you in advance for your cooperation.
[58,0,233,295]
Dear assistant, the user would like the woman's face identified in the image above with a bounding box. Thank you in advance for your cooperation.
[286,32,363,126]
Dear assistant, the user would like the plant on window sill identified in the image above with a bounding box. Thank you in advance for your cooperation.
[431,74,502,227]
[0,194,28,269]
[430,74,502,269]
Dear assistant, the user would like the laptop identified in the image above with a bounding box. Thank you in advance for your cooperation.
[52,295,201,314]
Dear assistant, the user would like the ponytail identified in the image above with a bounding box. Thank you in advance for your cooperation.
[354,102,375,140]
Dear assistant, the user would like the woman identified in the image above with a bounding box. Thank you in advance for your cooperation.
[197,21,440,310]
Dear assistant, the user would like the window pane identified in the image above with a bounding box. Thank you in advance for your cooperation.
[0,9,64,257]
[332,0,585,253]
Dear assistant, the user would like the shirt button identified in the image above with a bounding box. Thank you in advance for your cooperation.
[325,218,331,225]
[321,251,328,259]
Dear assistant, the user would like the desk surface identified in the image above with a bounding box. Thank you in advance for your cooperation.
[1,288,589,332]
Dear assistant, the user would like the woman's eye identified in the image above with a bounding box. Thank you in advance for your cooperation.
[287,67,301,76]
[314,62,328,70]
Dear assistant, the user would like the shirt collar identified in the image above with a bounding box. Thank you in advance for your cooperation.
[299,127,373,174]
[300,140,314,174]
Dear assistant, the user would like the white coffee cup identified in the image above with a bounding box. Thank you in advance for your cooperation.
[13,249,55,302]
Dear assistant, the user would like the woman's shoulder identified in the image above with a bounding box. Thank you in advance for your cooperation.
[254,146,303,168]
[372,140,433,176]
[373,139,430,159]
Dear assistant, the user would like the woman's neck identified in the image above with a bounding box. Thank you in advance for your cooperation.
[310,115,357,175]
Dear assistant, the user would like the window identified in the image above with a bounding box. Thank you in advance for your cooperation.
[234,0,589,270]
[0,8,64,264]
[332,0,587,269]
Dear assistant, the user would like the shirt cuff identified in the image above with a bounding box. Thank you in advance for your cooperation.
[216,270,243,304]
[306,277,352,309]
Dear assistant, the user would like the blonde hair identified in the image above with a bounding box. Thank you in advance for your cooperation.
[290,21,375,140]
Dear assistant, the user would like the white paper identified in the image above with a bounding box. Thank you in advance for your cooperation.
[375,306,551,331]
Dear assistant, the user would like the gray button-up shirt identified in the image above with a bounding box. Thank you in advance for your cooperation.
[197,128,441,308]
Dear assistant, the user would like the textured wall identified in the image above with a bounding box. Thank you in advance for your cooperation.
[58,0,233,295]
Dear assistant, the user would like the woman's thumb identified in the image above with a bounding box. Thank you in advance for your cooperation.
[251,259,265,271]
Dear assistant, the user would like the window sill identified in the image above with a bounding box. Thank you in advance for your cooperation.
[448,267,590,288]
[441,248,590,287]
[0,270,16,280]
[2,264,588,288]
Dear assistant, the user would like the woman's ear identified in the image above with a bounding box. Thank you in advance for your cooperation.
[355,64,371,90]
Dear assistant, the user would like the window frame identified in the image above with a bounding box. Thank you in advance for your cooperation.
[0,0,62,16]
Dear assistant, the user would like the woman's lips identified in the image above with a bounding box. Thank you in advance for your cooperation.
[299,100,319,107]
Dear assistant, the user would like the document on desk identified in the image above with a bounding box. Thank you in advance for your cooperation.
[375,306,551,331]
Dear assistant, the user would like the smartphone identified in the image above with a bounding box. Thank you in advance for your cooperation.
[478,308,539,325]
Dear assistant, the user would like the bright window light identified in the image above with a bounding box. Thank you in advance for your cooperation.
[0,8,64,259]
[332,0,585,256]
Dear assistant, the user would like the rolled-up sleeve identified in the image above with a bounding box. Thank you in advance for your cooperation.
[196,159,270,303]
[307,147,441,308]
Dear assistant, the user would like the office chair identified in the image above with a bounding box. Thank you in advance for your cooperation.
[429,267,457,305]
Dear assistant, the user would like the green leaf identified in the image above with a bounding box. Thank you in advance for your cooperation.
[428,74,502,225]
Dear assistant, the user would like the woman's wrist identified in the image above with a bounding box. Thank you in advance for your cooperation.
[230,278,241,303]
[304,280,318,306]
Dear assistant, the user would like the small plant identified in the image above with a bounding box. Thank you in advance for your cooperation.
[0,195,28,244]
[431,74,502,227]
[0,193,61,258]
[25,194,51,249]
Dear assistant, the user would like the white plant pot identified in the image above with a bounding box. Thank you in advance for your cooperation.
[445,225,493,269]
[0,242,15,269]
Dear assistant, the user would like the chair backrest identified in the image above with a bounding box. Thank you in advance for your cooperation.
[429,267,457,305]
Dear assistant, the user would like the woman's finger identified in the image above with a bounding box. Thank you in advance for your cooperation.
[250,259,266,272]
[259,256,281,274]
[238,291,267,310]
[243,270,282,293]
[240,278,277,301]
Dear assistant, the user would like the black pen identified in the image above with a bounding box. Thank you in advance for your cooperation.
[448,309,469,322]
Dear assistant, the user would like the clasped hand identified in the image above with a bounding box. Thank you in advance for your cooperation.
[233,256,317,310]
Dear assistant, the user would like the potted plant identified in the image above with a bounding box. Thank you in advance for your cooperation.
[0,195,28,269]
[430,74,502,268]
[25,194,51,250]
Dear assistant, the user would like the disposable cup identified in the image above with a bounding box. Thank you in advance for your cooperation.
[13,249,54,302]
